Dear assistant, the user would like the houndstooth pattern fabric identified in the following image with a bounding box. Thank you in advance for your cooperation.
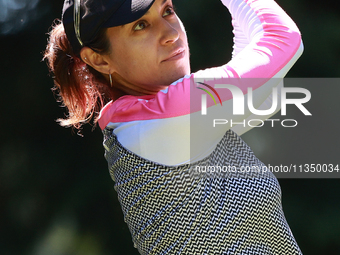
[103,129,302,255]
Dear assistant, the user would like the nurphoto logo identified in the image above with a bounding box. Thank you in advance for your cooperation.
[197,82,312,128]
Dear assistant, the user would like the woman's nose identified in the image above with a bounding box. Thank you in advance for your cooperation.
[159,19,180,45]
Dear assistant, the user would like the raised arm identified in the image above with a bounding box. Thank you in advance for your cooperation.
[191,0,303,156]
[226,0,303,135]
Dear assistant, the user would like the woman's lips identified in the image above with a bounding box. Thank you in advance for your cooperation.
[162,49,185,62]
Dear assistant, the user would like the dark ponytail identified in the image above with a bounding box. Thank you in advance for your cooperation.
[44,20,113,130]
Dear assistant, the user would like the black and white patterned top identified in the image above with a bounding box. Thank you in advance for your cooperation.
[103,128,302,255]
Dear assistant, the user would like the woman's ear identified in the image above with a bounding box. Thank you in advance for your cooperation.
[80,47,114,75]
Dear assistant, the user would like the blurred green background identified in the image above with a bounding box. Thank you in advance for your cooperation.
[0,0,339,254]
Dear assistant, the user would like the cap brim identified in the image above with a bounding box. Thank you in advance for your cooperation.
[103,0,156,28]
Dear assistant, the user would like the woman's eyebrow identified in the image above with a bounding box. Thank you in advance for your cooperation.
[144,0,169,15]
[161,0,168,7]
[120,0,169,28]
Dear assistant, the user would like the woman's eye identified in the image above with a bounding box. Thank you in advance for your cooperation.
[163,6,175,17]
[134,21,147,31]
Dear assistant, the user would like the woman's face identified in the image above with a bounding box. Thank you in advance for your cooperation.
[106,0,190,94]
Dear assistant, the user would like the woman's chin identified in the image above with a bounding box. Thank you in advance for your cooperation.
[165,67,191,85]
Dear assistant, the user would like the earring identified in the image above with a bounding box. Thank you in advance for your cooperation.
[109,72,113,87]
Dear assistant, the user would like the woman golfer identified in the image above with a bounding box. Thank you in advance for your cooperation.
[45,0,303,253]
